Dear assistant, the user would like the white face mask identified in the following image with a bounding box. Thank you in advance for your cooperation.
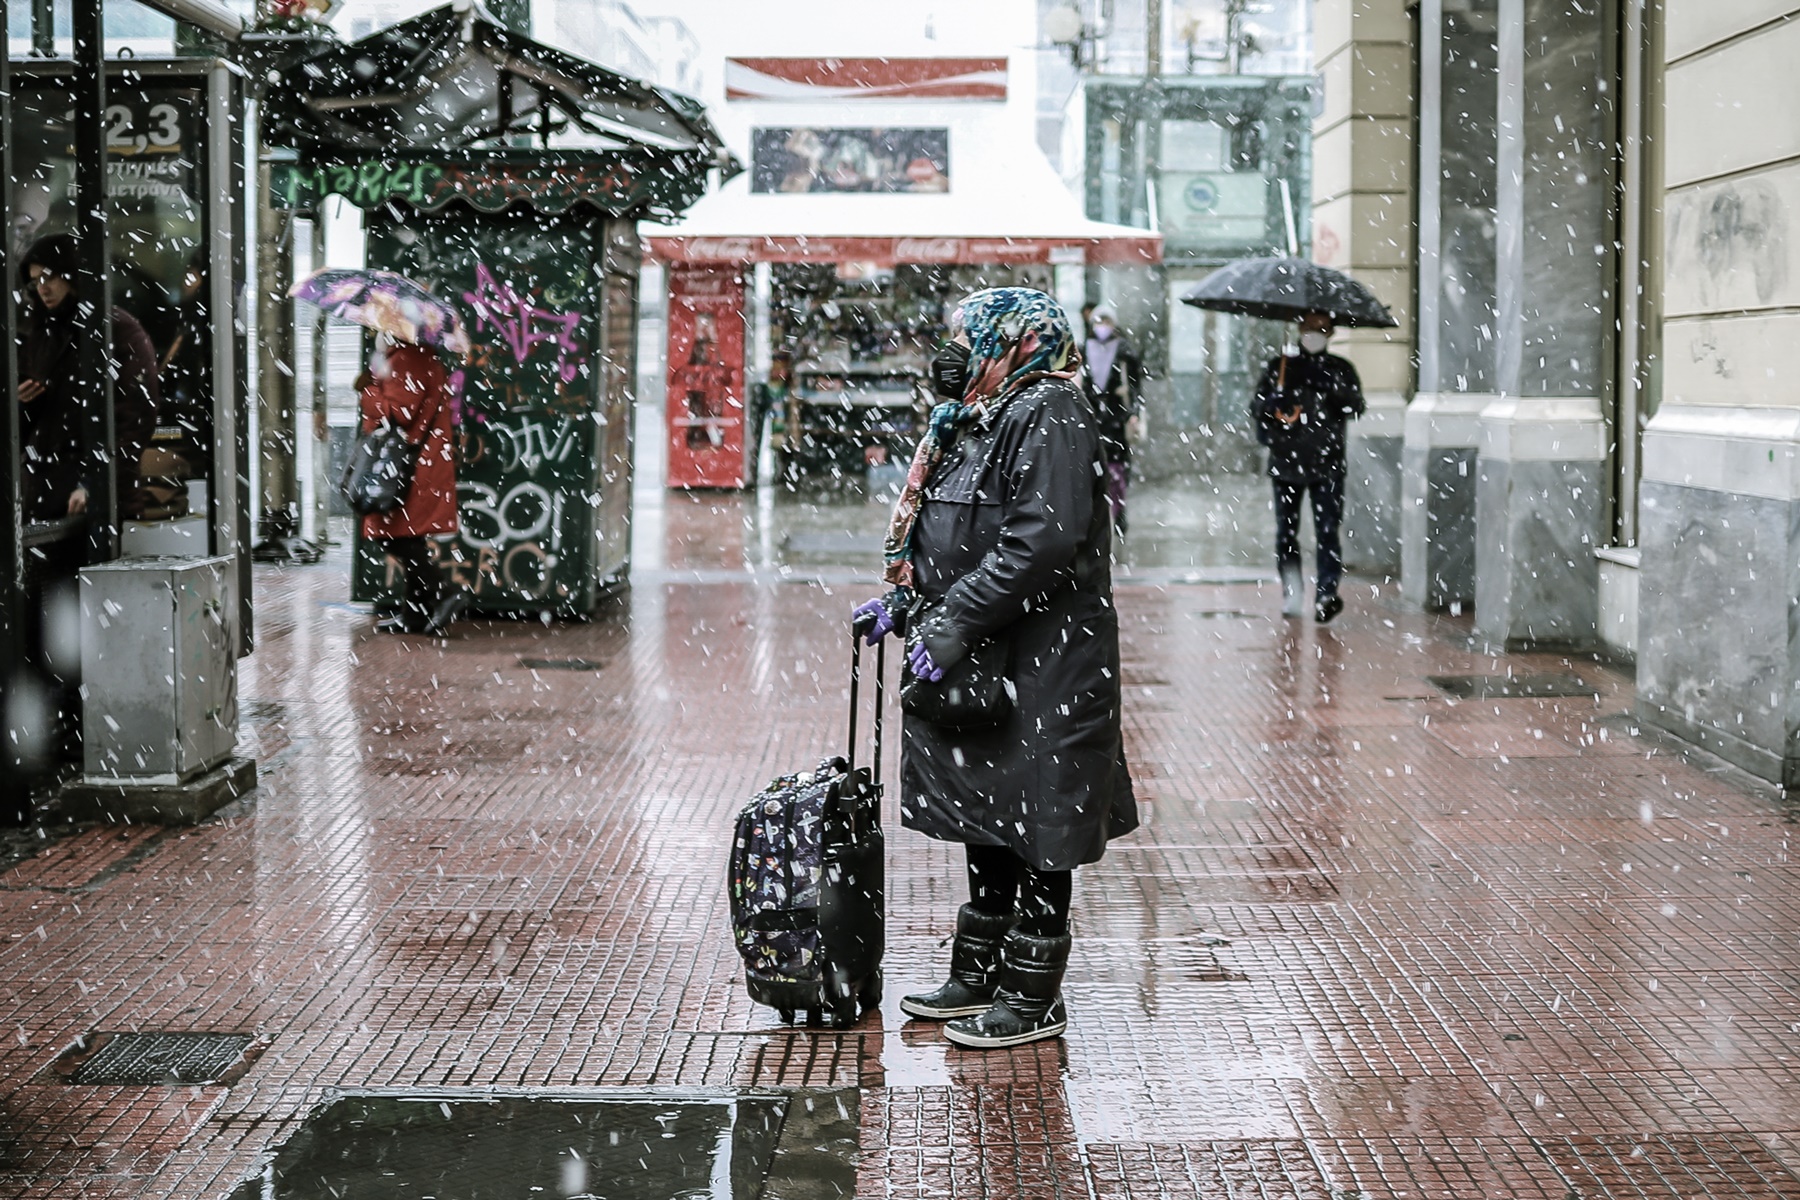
[1299,330,1330,355]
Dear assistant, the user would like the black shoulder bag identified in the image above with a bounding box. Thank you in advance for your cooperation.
[338,381,445,517]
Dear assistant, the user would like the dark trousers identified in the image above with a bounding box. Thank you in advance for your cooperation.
[1272,469,1345,599]
[966,844,1073,938]
[377,536,446,626]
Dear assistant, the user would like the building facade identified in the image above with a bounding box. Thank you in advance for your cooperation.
[1037,0,1316,477]
[1317,0,1800,787]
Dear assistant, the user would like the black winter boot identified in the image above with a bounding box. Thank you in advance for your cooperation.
[943,930,1071,1049]
[900,904,1018,1020]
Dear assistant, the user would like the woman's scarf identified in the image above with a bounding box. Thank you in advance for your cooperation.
[882,287,1081,589]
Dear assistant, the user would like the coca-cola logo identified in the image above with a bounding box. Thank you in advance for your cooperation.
[681,238,757,260]
[895,237,963,261]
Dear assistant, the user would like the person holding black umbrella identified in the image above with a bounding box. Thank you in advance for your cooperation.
[1253,311,1363,622]
[1178,256,1395,624]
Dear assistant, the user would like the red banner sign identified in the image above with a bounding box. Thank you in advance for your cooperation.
[726,57,1007,101]
[647,234,1162,267]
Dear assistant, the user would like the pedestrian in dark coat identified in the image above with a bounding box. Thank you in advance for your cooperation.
[1080,304,1144,534]
[357,336,466,635]
[1253,310,1364,623]
[17,234,160,524]
[852,287,1136,1050]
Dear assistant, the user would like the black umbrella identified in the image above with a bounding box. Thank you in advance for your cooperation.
[1180,256,1398,328]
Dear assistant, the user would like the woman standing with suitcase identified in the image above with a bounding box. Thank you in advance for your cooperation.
[852,288,1137,1049]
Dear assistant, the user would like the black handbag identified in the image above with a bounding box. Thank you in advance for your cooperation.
[338,385,445,516]
[337,421,422,516]
[899,610,1013,731]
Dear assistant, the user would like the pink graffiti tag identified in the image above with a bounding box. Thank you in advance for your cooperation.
[461,263,584,384]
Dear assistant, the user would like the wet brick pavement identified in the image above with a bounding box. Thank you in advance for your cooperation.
[3,483,1799,1198]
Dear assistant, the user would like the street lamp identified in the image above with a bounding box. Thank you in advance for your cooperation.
[1043,2,1102,70]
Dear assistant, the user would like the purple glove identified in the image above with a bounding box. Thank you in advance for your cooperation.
[908,640,945,682]
[851,597,894,645]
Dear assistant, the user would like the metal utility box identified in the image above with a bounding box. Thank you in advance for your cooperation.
[80,556,237,782]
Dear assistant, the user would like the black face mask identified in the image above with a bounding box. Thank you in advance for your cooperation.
[929,341,972,400]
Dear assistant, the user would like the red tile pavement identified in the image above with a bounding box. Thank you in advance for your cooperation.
[2,492,1799,1198]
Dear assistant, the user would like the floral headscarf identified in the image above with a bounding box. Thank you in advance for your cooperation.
[881,288,1081,589]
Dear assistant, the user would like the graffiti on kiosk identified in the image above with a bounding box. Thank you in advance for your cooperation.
[438,411,591,602]
[462,263,585,384]
[483,413,584,473]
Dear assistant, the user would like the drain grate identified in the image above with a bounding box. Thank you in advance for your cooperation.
[518,657,607,672]
[1427,672,1598,700]
[57,1032,258,1085]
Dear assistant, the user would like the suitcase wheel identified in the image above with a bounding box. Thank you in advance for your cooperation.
[825,997,859,1029]
[777,1007,797,1026]
[804,1006,824,1027]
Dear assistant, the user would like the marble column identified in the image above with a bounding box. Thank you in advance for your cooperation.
[1642,6,1800,786]
[1462,0,1614,646]
[1400,393,1487,609]
[1343,391,1405,574]
[1473,397,1607,648]
[1401,1,1496,611]
[1637,407,1800,786]
[1311,0,1412,578]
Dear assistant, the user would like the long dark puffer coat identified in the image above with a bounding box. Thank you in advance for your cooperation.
[901,376,1137,872]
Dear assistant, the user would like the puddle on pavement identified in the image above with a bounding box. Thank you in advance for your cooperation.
[230,1088,858,1200]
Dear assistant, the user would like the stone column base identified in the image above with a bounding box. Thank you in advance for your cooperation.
[58,757,257,825]
[1637,405,1800,787]
[1401,393,1490,609]
[1344,391,1406,576]
[1473,396,1607,650]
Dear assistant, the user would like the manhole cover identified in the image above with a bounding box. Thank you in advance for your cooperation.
[518,657,607,671]
[53,1031,261,1085]
[228,1088,858,1200]
[1427,673,1598,699]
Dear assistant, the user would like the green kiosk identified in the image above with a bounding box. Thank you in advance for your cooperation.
[271,6,735,616]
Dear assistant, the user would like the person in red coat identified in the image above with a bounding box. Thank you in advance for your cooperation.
[358,336,466,634]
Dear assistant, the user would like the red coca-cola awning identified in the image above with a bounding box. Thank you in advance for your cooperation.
[645,233,1160,267]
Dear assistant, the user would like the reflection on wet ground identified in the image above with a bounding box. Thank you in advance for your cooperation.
[232,1093,778,1199]
[4,474,1800,1199]
[227,1090,855,1200]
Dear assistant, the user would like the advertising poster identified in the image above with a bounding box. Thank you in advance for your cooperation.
[750,128,949,194]
[665,265,748,488]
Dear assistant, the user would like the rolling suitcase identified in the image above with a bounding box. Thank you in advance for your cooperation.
[729,637,886,1028]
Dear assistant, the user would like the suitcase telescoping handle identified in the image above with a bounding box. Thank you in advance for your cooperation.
[846,634,886,782]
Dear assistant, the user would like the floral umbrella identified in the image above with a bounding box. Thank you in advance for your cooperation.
[289,267,471,355]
